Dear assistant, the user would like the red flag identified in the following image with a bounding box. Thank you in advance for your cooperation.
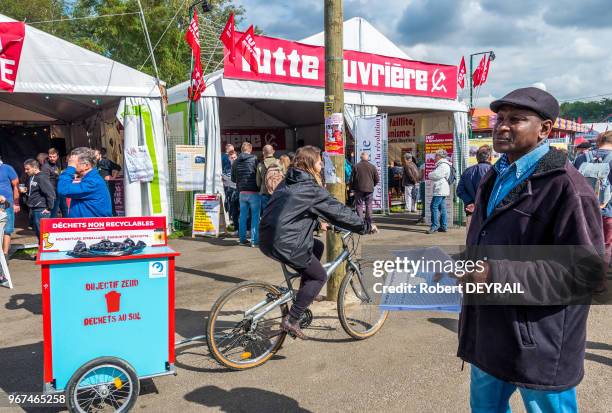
[235,25,259,74]
[578,116,582,124]
[457,56,466,89]
[480,55,492,85]
[184,10,206,101]
[472,55,486,87]
[189,65,206,101]
[184,10,201,57]
[220,13,236,63]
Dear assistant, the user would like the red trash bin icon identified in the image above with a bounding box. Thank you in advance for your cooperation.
[105,291,121,313]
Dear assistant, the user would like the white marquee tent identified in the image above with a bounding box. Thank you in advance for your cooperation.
[0,13,169,221]
[167,17,469,221]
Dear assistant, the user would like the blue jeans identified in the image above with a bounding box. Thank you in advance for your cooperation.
[239,193,261,245]
[260,194,271,214]
[430,196,447,231]
[470,365,577,413]
[30,209,51,239]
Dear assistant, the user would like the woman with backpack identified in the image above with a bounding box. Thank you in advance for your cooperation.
[256,145,285,213]
[259,146,369,339]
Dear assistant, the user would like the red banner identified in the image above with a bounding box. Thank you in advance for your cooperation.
[0,22,25,92]
[185,10,201,56]
[224,33,457,99]
[221,128,286,150]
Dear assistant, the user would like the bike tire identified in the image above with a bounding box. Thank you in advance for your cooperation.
[65,356,139,413]
[206,281,288,370]
[338,265,388,340]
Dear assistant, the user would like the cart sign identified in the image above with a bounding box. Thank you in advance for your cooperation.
[39,216,167,251]
[224,32,457,99]
[0,22,25,92]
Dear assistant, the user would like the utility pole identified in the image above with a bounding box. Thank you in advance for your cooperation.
[324,0,345,301]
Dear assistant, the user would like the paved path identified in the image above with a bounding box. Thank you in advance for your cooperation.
[1,214,610,412]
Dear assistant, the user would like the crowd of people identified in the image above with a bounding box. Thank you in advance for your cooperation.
[0,146,120,285]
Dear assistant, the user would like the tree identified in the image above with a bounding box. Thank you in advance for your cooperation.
[560,98,612,123]
[1,0,248,87]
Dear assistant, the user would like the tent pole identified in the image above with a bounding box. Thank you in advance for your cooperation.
[137,0,161,82]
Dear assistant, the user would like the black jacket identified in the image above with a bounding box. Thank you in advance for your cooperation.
[41,161,61,188]
[26,172,55,210]
[459,148,604,391]
[231,152,259,192]
[259,168,367,271]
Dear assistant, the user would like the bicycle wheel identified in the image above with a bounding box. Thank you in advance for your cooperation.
[65,357,139,413]
[206,281,288,370]
[338,263,388,340]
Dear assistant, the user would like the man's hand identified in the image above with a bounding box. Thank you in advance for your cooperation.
[68,155,78,168]
[13,204,20,213]
[42,209,50,214]
[461,261,491,285]
[104,176,111,181]
[319,222,329,231]
[464,203,475,214]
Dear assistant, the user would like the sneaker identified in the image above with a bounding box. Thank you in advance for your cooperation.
[438,228,448,233]
[280,315,307,340]
[426,229,438,234]
[238,240,250,246]
[250,243,259,248]
[0,277,9,287]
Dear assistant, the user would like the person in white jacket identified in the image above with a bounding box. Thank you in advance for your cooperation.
[427,149,452,234]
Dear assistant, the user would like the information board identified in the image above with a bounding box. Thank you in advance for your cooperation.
[175,145,206,191]
[192,194,221,237]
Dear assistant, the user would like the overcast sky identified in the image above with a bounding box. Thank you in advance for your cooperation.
[235,0,612,107]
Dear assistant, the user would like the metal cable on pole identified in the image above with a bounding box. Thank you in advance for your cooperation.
[139,0,190,70]
[136,0,161,83]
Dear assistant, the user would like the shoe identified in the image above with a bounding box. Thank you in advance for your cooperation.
[438,228,448,232]
[426,229,438,234]
[281,315,307,340]
[0,278,8,287]
[250,243,259,248]
[370,225,379,234]
[238,240,250,246]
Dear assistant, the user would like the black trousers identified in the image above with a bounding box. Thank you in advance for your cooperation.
[289,238,326,320]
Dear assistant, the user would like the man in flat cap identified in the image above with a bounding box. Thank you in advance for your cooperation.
[457,87,604,412]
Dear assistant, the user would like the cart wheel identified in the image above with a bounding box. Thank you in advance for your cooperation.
[65,357,139,413]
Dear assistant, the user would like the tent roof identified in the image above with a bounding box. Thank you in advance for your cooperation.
[299,17,411,60]
[0,13,161,98]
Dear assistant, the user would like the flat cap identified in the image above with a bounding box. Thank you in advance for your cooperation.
[490,87,559,121]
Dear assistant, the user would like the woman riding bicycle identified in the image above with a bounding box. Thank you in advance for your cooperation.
[259,146,370,339]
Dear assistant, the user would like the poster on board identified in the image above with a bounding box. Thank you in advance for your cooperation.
[325,113,345,155]
[192,194,221,237]
[175,145,206,191]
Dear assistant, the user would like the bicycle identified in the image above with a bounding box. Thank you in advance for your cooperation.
[206,228,389,370]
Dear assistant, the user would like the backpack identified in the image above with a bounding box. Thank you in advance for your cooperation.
[578,150,612,208]
[264,163,284,194]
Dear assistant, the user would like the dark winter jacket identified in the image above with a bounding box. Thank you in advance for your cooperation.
[231,152,259,192]
[41,161,61,188]
[458,148,605,391]
[456,161,492,205]
[350,160,379,193]
[260,168,367,271]
[25,172,55,210]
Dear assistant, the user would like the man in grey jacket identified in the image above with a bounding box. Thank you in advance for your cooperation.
[427,149,452,234]
[23,159,55,238]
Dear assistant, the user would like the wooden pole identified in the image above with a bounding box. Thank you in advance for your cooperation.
[324,0,345,301]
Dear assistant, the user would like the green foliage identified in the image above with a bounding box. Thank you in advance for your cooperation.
[1,0,248,87]
[559,99,612,123]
